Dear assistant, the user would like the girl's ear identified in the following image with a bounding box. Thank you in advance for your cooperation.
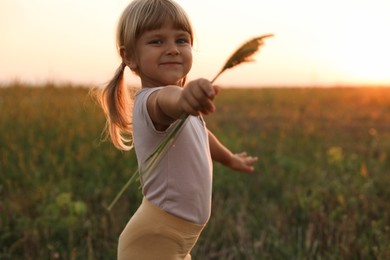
[120,47,138,70]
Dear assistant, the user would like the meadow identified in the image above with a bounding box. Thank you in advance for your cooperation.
[1,83,389,259]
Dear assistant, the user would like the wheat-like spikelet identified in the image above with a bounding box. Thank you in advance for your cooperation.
[211,34,274,83]
[107,34,273,211]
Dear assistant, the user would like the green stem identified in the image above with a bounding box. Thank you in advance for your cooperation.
[211,70,223,84]
[107,168,138,211]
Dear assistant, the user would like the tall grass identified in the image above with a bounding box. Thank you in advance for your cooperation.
[1,84,389,259]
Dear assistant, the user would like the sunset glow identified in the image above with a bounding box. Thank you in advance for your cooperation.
[330,36,390,85]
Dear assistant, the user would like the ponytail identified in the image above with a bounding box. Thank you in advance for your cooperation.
[99,62,133,150]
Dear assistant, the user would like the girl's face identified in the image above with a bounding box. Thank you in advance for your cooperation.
[132,21,192,87]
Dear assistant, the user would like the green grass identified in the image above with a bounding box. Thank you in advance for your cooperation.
[1,84,389,259]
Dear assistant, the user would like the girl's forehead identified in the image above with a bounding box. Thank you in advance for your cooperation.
[142,21,190,36]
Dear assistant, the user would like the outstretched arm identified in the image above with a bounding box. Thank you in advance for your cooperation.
[147,79,218,130]
[208,130,258,173]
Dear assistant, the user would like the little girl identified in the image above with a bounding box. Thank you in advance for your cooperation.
[99,0,258,259]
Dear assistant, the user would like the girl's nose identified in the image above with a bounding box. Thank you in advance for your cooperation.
[166,46,180,56]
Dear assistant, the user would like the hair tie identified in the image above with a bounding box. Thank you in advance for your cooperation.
[120,62,126,72]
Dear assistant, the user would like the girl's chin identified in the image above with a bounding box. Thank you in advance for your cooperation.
[142,79,182,87]
[160,78,183,86]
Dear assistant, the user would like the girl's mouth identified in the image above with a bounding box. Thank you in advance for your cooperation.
[160,60,182,65]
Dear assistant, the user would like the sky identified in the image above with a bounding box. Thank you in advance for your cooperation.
[1,0,390,87]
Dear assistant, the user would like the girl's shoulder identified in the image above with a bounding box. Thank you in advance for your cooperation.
[136,86,164,97]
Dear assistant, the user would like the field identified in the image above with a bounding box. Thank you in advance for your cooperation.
[1,83,390,259]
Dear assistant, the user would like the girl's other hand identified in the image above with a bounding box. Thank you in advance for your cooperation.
[229,152,258,173]
[180,78,219,116]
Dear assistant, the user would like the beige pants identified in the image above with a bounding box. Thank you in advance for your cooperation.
[118,197,205,260]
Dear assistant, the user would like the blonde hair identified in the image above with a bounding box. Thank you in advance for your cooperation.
[99,0,194,150]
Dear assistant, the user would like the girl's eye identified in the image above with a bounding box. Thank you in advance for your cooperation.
[149,39,163,45]
[176,38,190,45]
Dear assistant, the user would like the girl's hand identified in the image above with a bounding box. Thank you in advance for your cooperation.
[180,78,219,116]
[229,152,258,173]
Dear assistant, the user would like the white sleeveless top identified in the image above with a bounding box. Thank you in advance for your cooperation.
[132,87,213,224]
